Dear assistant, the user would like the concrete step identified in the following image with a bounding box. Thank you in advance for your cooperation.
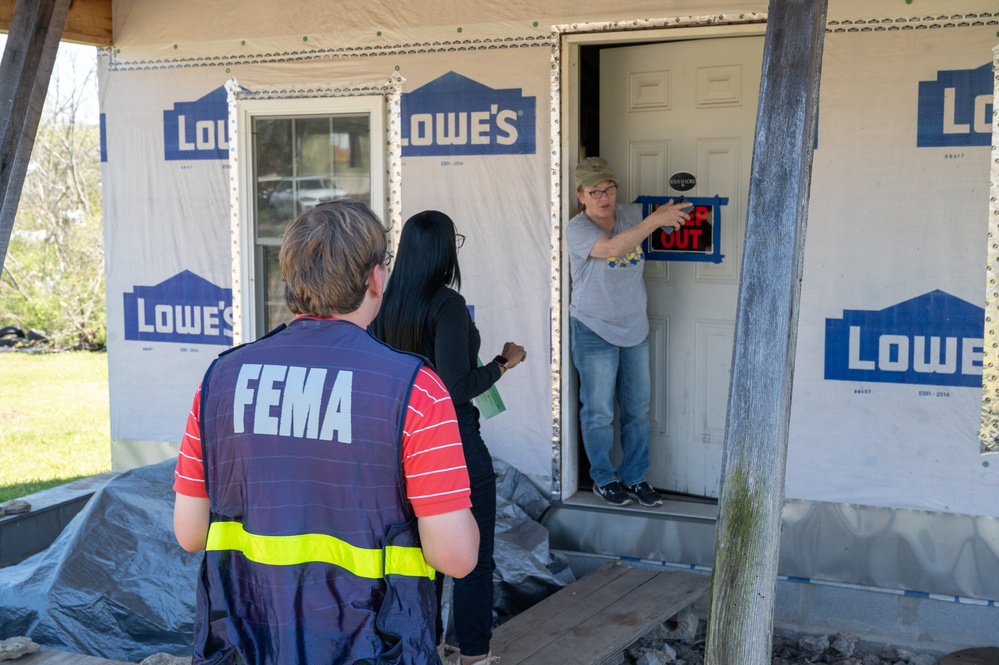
[542,491,718,569]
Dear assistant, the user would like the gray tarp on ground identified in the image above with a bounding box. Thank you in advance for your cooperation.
[0,460,201,661]
[0,457,572,661]
[492,458,575,618]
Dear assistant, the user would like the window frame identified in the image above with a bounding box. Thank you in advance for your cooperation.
[978,43,999,454]
[232,95,386,343]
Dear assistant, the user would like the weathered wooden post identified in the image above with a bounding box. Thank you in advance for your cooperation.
[0,0,71,274]
[704,1,827,663]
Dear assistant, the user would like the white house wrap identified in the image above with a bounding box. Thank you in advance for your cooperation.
[97,0,999,650]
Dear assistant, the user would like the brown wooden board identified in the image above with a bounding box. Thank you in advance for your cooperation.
[940,648,999,665]
[491,561,634,647]
[491,562,709,665]
[0,0,111,46]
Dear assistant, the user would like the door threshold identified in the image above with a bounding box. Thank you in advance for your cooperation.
[559,489,718,523]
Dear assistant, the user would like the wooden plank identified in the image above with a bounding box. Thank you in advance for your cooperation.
[705,1,827,664]
[491,561,634,646]
[525,570,709,665]
[60,0,112,47]
[0,0,111,46]
[492,563,709,665]
[0,0,70,275]
[492,563,656,662]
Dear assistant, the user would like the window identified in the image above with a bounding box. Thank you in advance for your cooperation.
[235,97,385,340]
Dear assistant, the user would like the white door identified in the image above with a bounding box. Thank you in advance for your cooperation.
[599,36,763,498]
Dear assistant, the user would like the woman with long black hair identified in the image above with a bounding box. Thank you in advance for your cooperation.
[373,210,525,665]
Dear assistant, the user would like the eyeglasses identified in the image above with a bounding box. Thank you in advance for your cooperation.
[586,184,618,200]
[383,250,393,269]
[456,234,465,249]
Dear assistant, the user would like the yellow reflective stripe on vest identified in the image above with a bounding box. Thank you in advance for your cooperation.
[206,521,435,580]
[385,544,436,579]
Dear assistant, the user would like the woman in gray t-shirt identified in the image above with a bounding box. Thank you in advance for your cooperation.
[567,156,691,508]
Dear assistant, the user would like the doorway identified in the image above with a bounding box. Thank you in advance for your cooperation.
[559,24,764,503]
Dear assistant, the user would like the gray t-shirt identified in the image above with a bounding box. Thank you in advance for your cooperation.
[567,203,649,347]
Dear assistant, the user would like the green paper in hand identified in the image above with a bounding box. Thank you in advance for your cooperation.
[473,357,506,419]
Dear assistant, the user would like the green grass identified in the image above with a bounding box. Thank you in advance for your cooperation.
[0,350,111,503]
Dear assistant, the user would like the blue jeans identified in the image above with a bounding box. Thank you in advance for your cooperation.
[570,317,651,488]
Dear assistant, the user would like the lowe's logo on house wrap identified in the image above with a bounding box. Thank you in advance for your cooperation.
[825,290,983,387]
[401,72,535,156]
[123,270,233,345]
[164,86,229,160]
[100,113,107,163]
[917,63,992,148]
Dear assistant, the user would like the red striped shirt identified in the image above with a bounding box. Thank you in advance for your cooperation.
[173,366,471,517]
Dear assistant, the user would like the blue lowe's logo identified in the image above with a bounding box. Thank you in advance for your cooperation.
[123,270,233,345]
[99,113,107,163]
[825,290,983,387]
[917,63,992,148]
[401,71,536,156]
[163,86,229,160]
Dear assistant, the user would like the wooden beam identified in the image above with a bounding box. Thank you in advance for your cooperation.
[0,0,111,47]
[0,0,71,276]
[704,0,827,664]
[490,563,709,664]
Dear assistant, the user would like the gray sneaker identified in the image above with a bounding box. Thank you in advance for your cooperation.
[592,481,632,506]
[625,481,663,507]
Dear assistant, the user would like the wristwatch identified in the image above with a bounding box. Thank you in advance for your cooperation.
[492,354,509,369]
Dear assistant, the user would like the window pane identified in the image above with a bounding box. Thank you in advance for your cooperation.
[331,115,371,206]
[296,117,334,176]
[259,244,293,333]
[254,118,293,239]
[253,112,372,335]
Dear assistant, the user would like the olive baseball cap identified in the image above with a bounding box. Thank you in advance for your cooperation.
[574,157,619,189]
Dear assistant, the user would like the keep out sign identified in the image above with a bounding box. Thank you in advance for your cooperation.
[649,204,713,254]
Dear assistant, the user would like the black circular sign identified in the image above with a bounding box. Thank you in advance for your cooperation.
[669,171,696,192]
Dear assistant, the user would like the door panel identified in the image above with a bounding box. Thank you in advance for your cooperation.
[599,36,763,497]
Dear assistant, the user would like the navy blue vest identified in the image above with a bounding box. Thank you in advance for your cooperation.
[192,318,438,665]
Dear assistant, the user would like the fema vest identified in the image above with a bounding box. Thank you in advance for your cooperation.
[192,318,438,665]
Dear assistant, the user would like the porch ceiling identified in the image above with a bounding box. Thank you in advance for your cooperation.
[0,0,111,47]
